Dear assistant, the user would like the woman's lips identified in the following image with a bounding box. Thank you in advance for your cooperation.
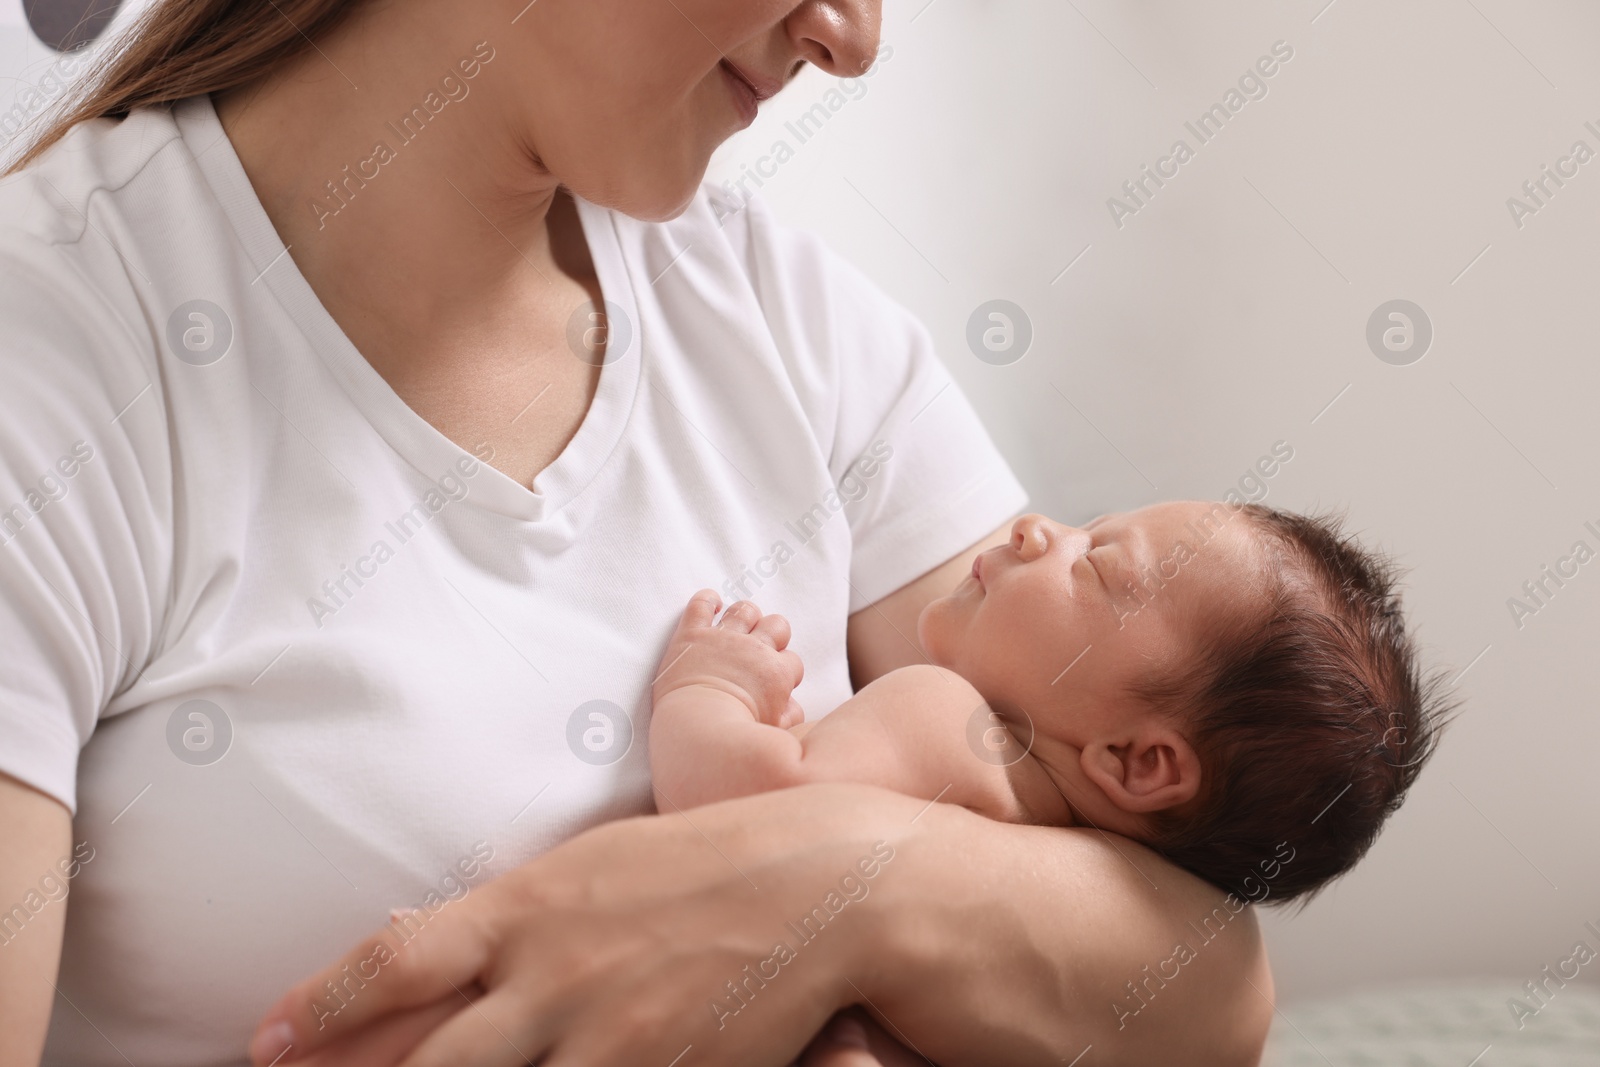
[720,61,761,128]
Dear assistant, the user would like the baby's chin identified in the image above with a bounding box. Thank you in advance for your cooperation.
[915,597,969,672]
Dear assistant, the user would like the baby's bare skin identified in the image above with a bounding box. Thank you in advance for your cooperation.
[650,591,1073,826]
[651,503,1267,840]
[649,504,1271,1066]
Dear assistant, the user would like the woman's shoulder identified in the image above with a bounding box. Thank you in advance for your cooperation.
[0,220,166,450]
[0,104,184,374]
[0,103,185,242]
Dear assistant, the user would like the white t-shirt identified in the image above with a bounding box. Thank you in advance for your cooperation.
[0,93,1028,1065]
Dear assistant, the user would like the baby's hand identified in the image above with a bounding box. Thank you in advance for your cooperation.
[652,590,805,729]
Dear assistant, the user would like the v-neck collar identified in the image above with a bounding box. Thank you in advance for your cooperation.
[173,92,643,523]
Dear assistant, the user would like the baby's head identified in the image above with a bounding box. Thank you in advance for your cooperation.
[919,501,1452,906]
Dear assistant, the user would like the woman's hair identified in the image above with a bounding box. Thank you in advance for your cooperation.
[1137,504,1458,909]
[4,0,365,177]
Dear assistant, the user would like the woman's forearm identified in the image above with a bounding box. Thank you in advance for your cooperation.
[860,799,1274,1067]
[0,773,75,1067]
[842,529,1272,1064]
[250,782,1271,1067]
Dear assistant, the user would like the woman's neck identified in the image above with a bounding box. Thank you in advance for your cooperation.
[211,5,568,358]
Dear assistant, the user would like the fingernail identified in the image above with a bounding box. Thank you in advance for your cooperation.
[249,1020,294,1064]
[828,1016,870,1049]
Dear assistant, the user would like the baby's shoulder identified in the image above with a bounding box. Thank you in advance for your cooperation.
[862,664,987,712]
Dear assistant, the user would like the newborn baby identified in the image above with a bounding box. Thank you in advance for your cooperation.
[650,500,1448,1062]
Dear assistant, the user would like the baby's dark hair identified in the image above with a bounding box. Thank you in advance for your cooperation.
[1137,503,1456,908]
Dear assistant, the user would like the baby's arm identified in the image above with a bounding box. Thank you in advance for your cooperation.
[650,592,1068,825]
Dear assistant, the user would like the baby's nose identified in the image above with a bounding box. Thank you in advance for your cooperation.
[1014,515,1095,564]
[1011,514,1052,561]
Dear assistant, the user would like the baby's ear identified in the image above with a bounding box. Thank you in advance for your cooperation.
[1080,726,1201,815]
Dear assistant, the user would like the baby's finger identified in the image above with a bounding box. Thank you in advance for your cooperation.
[716,600,761,632]
[779,648,805,689]
[751,612,791,650]
[679,589,722,631]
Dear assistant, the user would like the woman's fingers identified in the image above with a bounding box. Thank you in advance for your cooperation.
[250,906,495,1064]
[255,788,923,1067]
[292,995,471,1067]
[395,987,548,1067]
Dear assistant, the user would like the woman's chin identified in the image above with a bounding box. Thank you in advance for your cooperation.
[556,159,705,223]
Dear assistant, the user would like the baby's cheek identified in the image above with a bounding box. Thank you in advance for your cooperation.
[915,600,957,665]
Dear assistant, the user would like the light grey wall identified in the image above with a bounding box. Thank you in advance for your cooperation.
[708,0,1600,1008]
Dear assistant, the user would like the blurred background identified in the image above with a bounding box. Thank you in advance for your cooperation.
[4,0,1597,1061]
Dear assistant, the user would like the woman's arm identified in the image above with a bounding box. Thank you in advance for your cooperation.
[852,801,1276,1065]
[251,783,1271,1067]
[0,771,74,1067]
[251,525,1274,1067]
[844,523,1274,1062]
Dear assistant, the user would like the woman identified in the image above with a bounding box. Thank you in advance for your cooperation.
[0,1,1274,1064]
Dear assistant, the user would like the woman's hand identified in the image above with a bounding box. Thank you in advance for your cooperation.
[287,1003,931,1067]
[251,780,1271,1067]
[250,784,918,1067]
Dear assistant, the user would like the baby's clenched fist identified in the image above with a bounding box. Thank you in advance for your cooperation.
[652,590,805,728]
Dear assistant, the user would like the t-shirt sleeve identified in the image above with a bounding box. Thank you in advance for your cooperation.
[720,189,1030,613]
[0,234,171,814]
